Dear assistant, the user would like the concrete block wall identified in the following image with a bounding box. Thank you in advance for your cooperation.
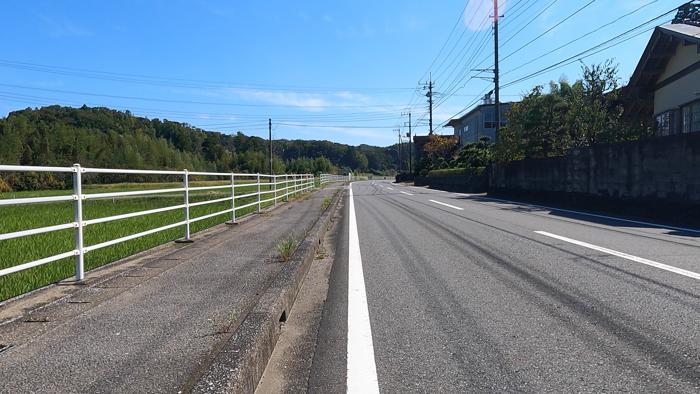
[415,173,487,193]
[489,132,700,205]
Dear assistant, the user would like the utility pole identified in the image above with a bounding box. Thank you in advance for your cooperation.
[268,118,273,175]
[402,111,412,174]
[493,0,501,141]
[425,75,434,135]
[394,128,402,173]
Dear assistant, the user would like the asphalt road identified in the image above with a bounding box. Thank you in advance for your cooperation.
[309,180,700,393]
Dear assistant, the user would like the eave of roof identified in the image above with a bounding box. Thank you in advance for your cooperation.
[445,102,515,128]
[628,24,700,93]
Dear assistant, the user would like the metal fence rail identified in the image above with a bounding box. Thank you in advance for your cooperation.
[319,173,352,185]
[0,164,315,280]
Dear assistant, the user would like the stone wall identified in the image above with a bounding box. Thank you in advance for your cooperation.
[415,172,487,193]
[488,133,700,221]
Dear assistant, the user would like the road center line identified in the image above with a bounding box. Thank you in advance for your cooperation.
[429,199,464,211]
[400,191,413,195]
[535,231,700,281]
[347,185,380,393]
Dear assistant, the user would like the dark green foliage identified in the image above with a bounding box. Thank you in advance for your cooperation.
[416,135,491,175]
[0,105,399,190]
[426,167,485,177]
[493,61,651,163]
[452,137,492,169]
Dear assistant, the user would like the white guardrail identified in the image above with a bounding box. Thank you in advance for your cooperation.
[319,173,352,184]
[0,164,315,281]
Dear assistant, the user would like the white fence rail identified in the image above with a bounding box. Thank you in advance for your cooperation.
[0,164,315,281]
[319,173,352,184]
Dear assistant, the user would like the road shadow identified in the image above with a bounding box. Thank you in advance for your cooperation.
[448,194,700,238]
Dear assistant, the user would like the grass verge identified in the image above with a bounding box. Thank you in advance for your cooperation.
[275,236,299,262]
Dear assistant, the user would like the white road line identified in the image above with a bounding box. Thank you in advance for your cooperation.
[347,186,380,394]
[480,196,700,235]
[429,199,464,211]
[400,191,413,195]
[386,186,394,190]
[535,231,700,281]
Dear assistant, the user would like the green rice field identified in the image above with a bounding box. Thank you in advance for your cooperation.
[0,177,314,301]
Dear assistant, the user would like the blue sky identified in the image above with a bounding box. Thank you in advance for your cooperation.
[0,0,681,146]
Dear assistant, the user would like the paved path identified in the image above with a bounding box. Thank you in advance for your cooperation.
[0,188,333,393]
[310,180,700,393]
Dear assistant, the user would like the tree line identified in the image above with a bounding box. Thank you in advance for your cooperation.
[0,105,398,191]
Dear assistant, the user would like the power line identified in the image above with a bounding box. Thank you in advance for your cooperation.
[501,0,660,77]
[0,83,410,109]
[438,5,677,128]
[498,0,559,49]
[0,58,415,94]
[431,0,537,112]
[501,6,679,88]
[500,0,598,63]
[498,0,538,34]
[421,1,472,82]
[276,122,397,129]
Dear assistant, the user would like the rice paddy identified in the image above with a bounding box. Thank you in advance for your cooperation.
[0,177,313,301]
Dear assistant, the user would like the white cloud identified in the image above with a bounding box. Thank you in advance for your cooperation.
[225,88,329,112]
[39,15,93,38]
[281,124,395,145]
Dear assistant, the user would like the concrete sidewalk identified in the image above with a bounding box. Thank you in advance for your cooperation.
[0,187,336,393]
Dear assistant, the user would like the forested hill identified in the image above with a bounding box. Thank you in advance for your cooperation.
[0,105,397,189]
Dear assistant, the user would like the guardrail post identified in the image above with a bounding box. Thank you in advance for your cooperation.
[257,173,261,213]
[273,174,278,206]
[285,174,289,202]
[72,163,85,281]
[227,173,236,225]
[177,169,193,243]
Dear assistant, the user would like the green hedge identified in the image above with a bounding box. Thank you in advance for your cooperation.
[426,167,485,177]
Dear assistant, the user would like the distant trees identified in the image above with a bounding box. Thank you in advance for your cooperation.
[0,105,398,191]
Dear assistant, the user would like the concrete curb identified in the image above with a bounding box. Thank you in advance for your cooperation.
[192,187,345,394]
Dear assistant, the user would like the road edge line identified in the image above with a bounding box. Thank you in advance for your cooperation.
[346,185,380,394]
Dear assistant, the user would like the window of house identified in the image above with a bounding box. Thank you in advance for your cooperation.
[656,112,671,136]
[692,102,700,133]
[682,105,691,133]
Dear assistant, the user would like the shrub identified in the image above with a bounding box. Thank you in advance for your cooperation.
[426,167,485,177]
[276,236,299,262]
[0,177,11,193]
[321,196,331,211]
